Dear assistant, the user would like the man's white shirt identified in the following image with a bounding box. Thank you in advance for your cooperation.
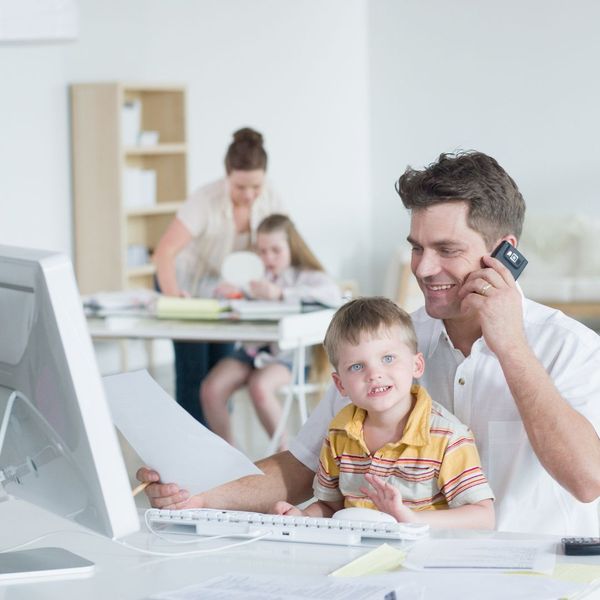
[290,296,600,535]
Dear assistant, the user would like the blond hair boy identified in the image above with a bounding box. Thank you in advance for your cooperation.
[273,297,494,528]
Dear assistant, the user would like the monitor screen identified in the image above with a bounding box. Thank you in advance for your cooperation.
[0,245,138,542]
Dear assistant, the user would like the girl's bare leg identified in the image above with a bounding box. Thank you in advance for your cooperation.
[247,363,292,450]
[200,358,252,444]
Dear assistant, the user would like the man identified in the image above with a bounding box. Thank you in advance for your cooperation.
[139,151,600,535]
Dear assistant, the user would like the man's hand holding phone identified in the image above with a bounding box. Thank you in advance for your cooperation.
[459,241,529,356]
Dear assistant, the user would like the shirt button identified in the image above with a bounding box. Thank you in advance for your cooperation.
[458,378,465,385]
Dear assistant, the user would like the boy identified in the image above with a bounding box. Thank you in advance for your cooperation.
[272,297,495,528]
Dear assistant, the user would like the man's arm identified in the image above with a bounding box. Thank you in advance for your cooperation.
[461,255,600,502]
[137,450,316,512]
[496,342,600,502]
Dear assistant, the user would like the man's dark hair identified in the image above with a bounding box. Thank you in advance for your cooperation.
[395,151,526,247]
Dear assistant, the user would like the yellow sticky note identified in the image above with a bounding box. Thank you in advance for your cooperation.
[552,563,600,585]
[330,543,406,577]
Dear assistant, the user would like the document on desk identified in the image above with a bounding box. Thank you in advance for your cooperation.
[146,573,421,600]
[104,370,262,495]
[405,538,556,574]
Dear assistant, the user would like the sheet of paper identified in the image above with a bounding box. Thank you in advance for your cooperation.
[145,573,420,600]
[365,570,584,600]
[104,370,262,495]
[229,299,301,319]
[330,543,406,577]
[405,538,556,574]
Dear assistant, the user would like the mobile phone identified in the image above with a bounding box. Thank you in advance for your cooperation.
[490,241,528,280]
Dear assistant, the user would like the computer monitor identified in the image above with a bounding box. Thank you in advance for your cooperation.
[0,245,139,579]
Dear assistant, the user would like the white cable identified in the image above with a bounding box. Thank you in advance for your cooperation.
[143,511,236,545]
[115,532,271,557]
[0,531,67,553]
[0,525,271,558]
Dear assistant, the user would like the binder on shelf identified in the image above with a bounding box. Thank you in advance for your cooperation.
[121,99,141,146]
[123,168,156,209]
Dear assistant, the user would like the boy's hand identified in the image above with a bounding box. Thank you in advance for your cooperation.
[361,473,414,523]
[271,500,304,516]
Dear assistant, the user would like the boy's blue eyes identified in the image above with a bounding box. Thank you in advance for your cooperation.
[348,355,395,372]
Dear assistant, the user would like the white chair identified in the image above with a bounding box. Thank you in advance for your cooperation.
[383,247,423,311]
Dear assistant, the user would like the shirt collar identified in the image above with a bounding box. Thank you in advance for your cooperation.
[333,384,432,448]
[418,282,527,357]
[399,384,432,447]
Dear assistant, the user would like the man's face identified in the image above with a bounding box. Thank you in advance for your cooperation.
[407,202,492,321]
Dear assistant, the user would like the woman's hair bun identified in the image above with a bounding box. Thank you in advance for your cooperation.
[232,127,264,146]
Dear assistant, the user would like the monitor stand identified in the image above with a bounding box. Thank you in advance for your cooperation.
[0,389,95,583]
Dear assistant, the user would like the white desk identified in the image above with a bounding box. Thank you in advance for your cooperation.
[3,498,600,599]
[87,309,335,453]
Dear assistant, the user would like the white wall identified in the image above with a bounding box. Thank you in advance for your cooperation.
[1,0,371,290]
[368,0,600,289]
[3,0,600,305]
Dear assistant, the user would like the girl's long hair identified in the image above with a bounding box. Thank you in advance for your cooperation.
[257,214,324,271]
[257,214,332,384]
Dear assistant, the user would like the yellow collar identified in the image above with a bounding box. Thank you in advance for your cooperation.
[333,384,432,448]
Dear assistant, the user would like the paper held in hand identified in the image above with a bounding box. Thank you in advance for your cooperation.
[103,370,263,495]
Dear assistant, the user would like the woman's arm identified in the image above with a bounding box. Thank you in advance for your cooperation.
[153,218,193,296]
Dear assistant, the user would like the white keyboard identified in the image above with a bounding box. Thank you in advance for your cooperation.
[145,508,429,547]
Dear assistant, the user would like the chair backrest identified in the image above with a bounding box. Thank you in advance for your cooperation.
[383,247,423,312]
[337,279,360,300]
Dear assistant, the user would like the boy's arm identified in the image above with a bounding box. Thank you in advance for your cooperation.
[137,451,315,512]
[407,499,495,529]
[362,473,495,529]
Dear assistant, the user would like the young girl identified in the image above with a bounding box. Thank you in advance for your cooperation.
[200,214,341,449]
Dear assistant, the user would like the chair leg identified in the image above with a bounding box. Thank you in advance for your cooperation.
[266,349,299,455]
[266,386,294,455]
[296,345,308,424]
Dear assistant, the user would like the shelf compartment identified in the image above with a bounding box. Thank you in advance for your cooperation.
[126,201,181,217]
[126,212,173,255]
[125,153,187,204]
[123,88,186,144]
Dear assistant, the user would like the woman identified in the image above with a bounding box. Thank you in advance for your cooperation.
[153,127,284,425]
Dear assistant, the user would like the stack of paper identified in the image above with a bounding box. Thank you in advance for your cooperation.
[82,289,157,315]
[229,299,301,320]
